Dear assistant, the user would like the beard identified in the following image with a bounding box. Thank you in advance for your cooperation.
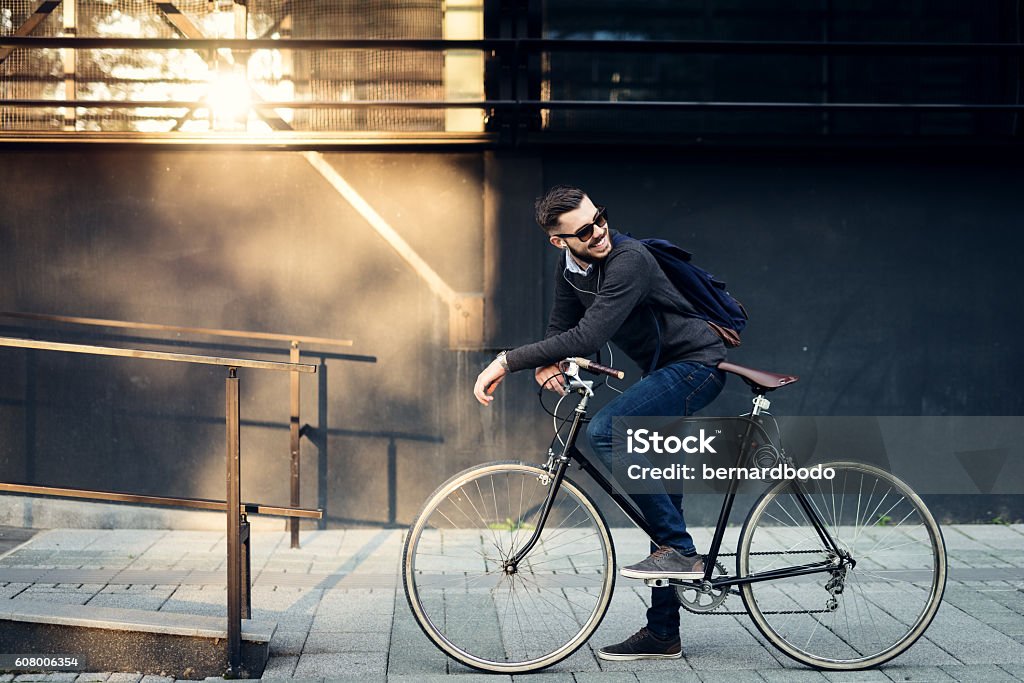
[565,232,611,264]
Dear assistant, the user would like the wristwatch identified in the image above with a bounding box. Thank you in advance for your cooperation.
[495,350,510,372]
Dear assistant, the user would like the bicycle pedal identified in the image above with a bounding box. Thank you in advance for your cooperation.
[644,578,672,588]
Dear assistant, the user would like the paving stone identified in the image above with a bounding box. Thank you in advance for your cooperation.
[292,652,386,678]
[72,676,109,682]
[607,672,700,683]
[388,676,509,683]
[997,665,1024,681]
[919,601,1024,664]
[101,676,141,683]
[302,630,388,653]
[269,629,308,656]
[681,626,780,671]
[258,656,297,680]
[821,671,892,682]
[939,665,1018,681]
[539,647,601,673]
[2,526,1023,680]
[759,670,829,682]
[42,675,78,682]
[385,617,448,675]
[511,673,575,683]
[137,676,173,683]
[571,674,640,683]
[696,672,766,683]
[309,610,392,632]
[881,666,956,681]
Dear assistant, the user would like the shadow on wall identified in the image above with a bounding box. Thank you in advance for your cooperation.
[0,150,487,528]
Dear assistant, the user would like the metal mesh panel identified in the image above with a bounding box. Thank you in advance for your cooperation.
[1,0,447,135]
[1,0,64,131]
[282,0,444,132]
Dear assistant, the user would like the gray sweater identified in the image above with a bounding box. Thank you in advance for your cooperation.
[505,235,727,374]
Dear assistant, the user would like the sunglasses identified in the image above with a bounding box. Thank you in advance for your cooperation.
[554,206,608,242]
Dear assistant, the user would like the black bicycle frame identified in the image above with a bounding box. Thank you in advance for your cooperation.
[507,391,847,589]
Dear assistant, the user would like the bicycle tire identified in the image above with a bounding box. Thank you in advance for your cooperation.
[737,461,947,670]
[403,460,616,673]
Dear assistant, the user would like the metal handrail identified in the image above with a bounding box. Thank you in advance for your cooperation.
[0,482,322,519]
[0,335,316,676]
[1,311,363,549]
[0,336,316,372]
[0,311,352,348]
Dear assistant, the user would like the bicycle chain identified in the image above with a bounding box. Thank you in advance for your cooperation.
[680,550,837,616]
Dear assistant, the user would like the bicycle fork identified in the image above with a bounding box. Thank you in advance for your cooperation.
[503,389,591,573]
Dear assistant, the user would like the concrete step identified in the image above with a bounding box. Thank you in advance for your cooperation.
[0,598,274,679]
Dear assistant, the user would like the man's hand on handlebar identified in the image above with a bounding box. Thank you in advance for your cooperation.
[476,357,624,406]
[535,364,568,396]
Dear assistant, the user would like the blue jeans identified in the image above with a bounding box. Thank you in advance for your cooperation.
[586,360,725,639]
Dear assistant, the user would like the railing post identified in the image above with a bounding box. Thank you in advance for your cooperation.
[317,355,328,531]
[226,367,242,677]
[289,341,301,548]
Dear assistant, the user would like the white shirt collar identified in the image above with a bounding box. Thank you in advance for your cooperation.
[564,249,593,276]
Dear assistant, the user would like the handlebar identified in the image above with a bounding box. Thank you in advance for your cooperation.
[568,357,625,380]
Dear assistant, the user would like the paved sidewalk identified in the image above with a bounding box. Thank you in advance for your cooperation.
[1,524,1023,682]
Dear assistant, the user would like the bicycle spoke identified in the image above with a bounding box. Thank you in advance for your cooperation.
[404,464,613,672]
[739,462,945,669]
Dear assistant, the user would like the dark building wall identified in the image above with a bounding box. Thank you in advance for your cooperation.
[1,147,1021,526]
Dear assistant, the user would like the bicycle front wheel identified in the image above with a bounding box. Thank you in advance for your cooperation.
[403,461,615,673]
[738,461,947,670]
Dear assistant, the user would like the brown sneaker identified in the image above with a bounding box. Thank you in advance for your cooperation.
[620,545,705,580]
[597,626,682,661]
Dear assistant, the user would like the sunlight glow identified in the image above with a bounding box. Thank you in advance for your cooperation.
[206,69,252,127]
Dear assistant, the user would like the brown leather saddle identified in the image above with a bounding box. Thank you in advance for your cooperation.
[718,361,799,394]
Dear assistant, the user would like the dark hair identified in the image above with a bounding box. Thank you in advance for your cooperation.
[534,185,587,231]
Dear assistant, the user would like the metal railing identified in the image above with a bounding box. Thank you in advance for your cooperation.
[0,311,360,549]
[2,35,1022,145]
[0,334,317,676]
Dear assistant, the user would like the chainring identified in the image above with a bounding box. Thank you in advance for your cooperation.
[674,560,730,613]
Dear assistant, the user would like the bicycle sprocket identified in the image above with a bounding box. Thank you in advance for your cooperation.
[675,560,730,613]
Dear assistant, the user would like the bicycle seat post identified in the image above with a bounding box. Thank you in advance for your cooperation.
[751,393,770,416]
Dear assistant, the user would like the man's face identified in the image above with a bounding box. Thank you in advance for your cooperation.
[549,195,612,264]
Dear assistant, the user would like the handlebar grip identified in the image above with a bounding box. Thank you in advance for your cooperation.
[570,357,625,380]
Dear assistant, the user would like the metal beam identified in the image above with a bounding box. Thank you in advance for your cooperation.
[300,151,458,307]
[61,0,76,130]
[0,98,494,109]
[4,36,1024,56]
[6,98,1024,113]
[0,0,62,65]
[300,152,484,347]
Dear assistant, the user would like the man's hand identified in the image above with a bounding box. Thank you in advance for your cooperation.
[473,358,508,406]
[535,364,567,396]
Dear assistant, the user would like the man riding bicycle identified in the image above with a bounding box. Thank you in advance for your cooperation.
[473,184,728,661]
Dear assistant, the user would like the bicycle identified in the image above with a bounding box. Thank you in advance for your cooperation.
[402,358,947,673]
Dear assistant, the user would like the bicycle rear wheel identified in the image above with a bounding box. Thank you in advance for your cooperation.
[738,461,946,670]
[403,461,615,673]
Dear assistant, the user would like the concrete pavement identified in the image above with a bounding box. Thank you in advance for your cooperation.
[0,524,1023,682]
